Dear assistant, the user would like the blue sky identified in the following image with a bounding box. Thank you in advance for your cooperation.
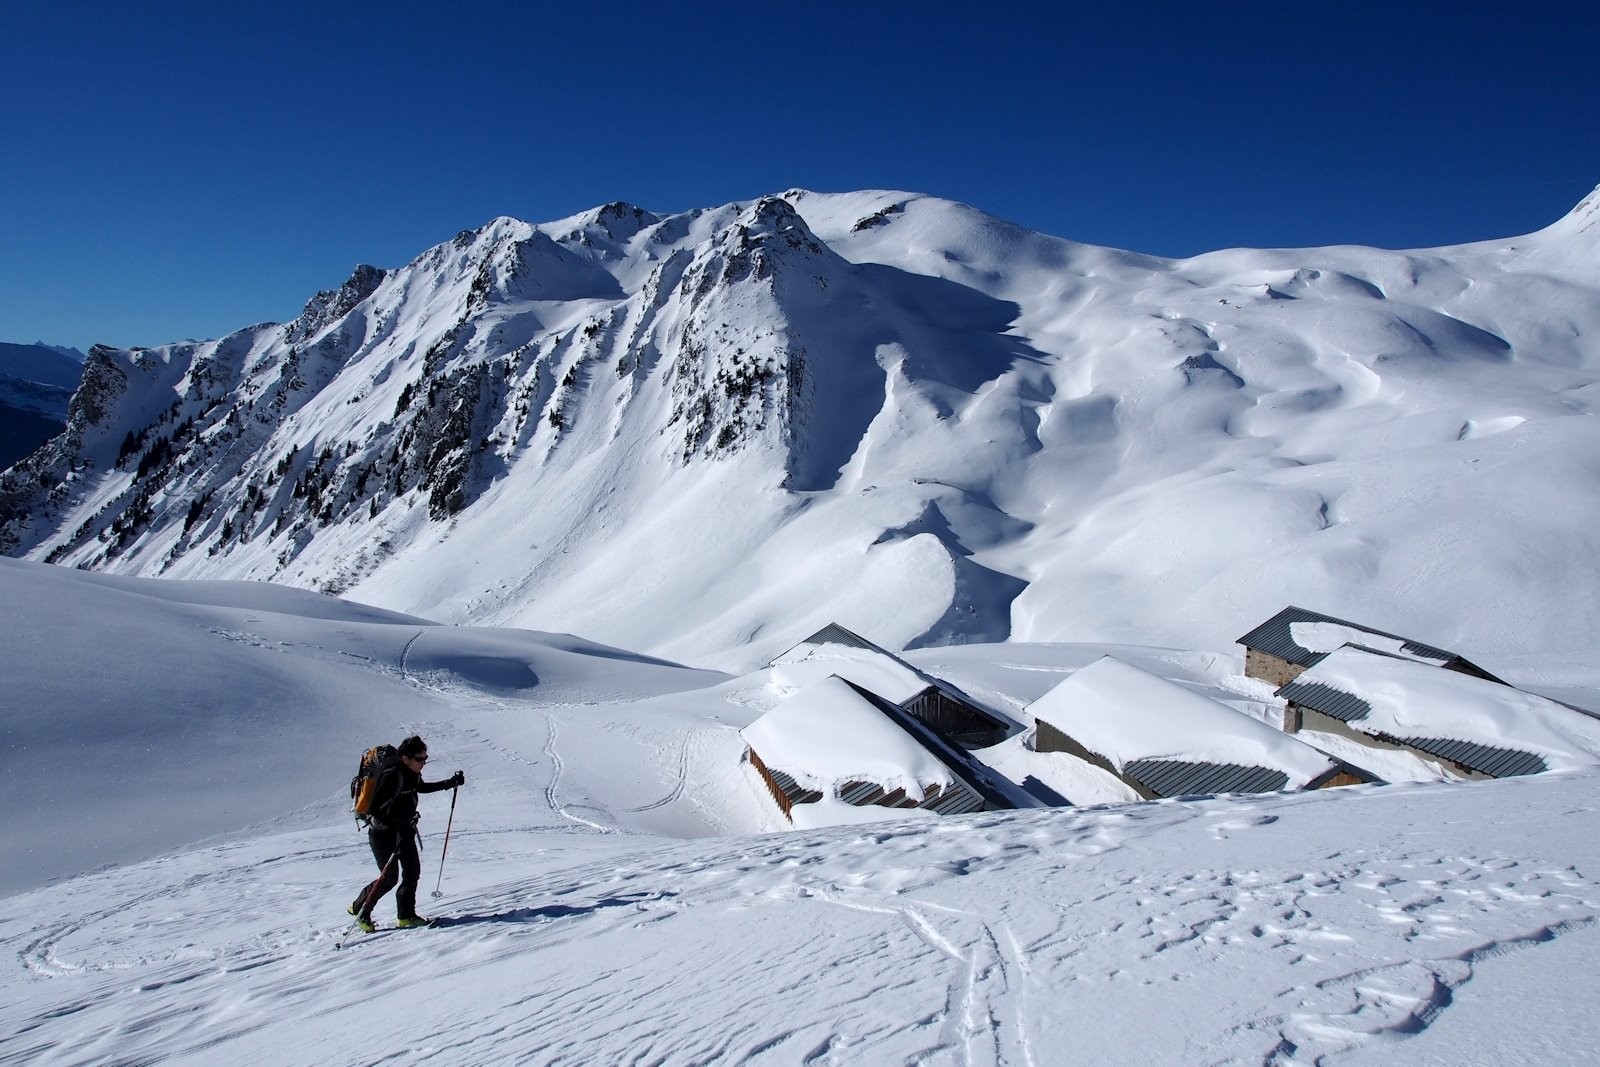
[4,1,1596,354]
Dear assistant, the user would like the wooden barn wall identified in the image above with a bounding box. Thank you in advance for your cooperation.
[746,748,797,819]
[902,688,1009,748]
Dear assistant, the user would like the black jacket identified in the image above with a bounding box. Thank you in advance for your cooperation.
[370,757,453,831]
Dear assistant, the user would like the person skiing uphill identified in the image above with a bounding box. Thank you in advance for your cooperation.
[349,735,463,931]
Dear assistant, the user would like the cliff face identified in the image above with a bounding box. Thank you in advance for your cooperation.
[0,346,124,553]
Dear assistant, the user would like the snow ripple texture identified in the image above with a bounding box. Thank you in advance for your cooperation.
[5,536,1600,1064]
[7,771,1600,1065]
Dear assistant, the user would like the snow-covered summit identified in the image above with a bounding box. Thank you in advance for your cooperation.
[3,188,1600,674]
[0,342,84,470]
[284,263,391,345]
[0,340,86,390]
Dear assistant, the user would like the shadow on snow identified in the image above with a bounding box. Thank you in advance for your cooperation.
[430,891,673,928]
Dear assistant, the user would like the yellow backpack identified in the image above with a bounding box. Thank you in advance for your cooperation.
[350,744,397,825]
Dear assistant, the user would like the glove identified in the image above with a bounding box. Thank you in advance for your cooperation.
[450,770,465,788]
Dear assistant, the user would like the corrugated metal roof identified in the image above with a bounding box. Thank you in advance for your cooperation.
[1237,605,1458,669]
[1399,736,1547,778]
[835,778,987,816]
[1123,759,1290,798]
[1276,679,1375,722]
[1279,674,1547,779]
[926,787,988,816]
[759,761,987,817]
[774,622,886,662]
[835,781,884,806]
[762,765,823,807]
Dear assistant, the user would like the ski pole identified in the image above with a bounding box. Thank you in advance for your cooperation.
[432,786,459,899]
[357,842,401,920]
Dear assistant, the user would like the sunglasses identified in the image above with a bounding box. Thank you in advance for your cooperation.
[407,753,429,764]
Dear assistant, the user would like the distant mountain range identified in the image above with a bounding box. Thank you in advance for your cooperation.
[0,341,84,471]
[2,188,1597,671]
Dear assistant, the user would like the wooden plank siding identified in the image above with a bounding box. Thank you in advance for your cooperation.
[900,686,1011,748]
[1311,768,1374,789]
[745,747,823,819]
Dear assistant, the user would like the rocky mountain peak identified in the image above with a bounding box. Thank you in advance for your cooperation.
[588,201,661,237]
[731,197,825,257]
[5,189,1600,669]
[284,264,390,345]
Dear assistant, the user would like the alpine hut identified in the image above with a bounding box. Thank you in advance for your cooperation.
[1028,656,1374,802]
[1276,646,1600,780]
[769,623,1012,748]
[741,675,1003,828]
[1237,606,1506,691]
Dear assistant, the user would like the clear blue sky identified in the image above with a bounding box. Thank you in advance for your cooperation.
[4,0,1596,354]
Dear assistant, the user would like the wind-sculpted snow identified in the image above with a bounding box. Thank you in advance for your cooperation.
[0,559,725,895]
[6,764,1600,1065]
[4,188,1600,671]
[5,559,1600,1063]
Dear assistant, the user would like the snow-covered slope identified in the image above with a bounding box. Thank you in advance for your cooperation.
[6,559,1600,1065]
[4,189,1599,674]
[0,558,727,897]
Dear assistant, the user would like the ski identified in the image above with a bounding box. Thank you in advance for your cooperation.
[333,919,438,949]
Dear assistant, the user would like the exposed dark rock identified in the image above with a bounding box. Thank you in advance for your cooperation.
[284,264,389,344]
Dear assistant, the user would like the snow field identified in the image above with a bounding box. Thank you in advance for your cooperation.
[6,561,1600,1063]
[8,767,1600,1065]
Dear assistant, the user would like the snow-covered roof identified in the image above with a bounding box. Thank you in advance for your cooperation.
[1281,647,1600,773]
[1289,621,1452,666]
[768,623,934,705]
[1027,656,1344,789]
[742,675,955,802]
[1238,606,1487,675]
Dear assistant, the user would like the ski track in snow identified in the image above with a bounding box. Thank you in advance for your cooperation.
[9,747,1600,1065]
[7,574,1600,1064]
[617,729,691,813]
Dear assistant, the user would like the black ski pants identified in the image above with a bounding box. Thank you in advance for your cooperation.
[352,825,422,919]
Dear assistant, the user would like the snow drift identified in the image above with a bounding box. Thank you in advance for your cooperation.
[5,559,1600,1065]
[3,188,1599,676]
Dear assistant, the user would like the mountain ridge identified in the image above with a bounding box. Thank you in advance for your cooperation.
[3,187,1598,671]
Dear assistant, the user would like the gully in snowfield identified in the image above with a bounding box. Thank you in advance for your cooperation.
[349,735,464,931]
